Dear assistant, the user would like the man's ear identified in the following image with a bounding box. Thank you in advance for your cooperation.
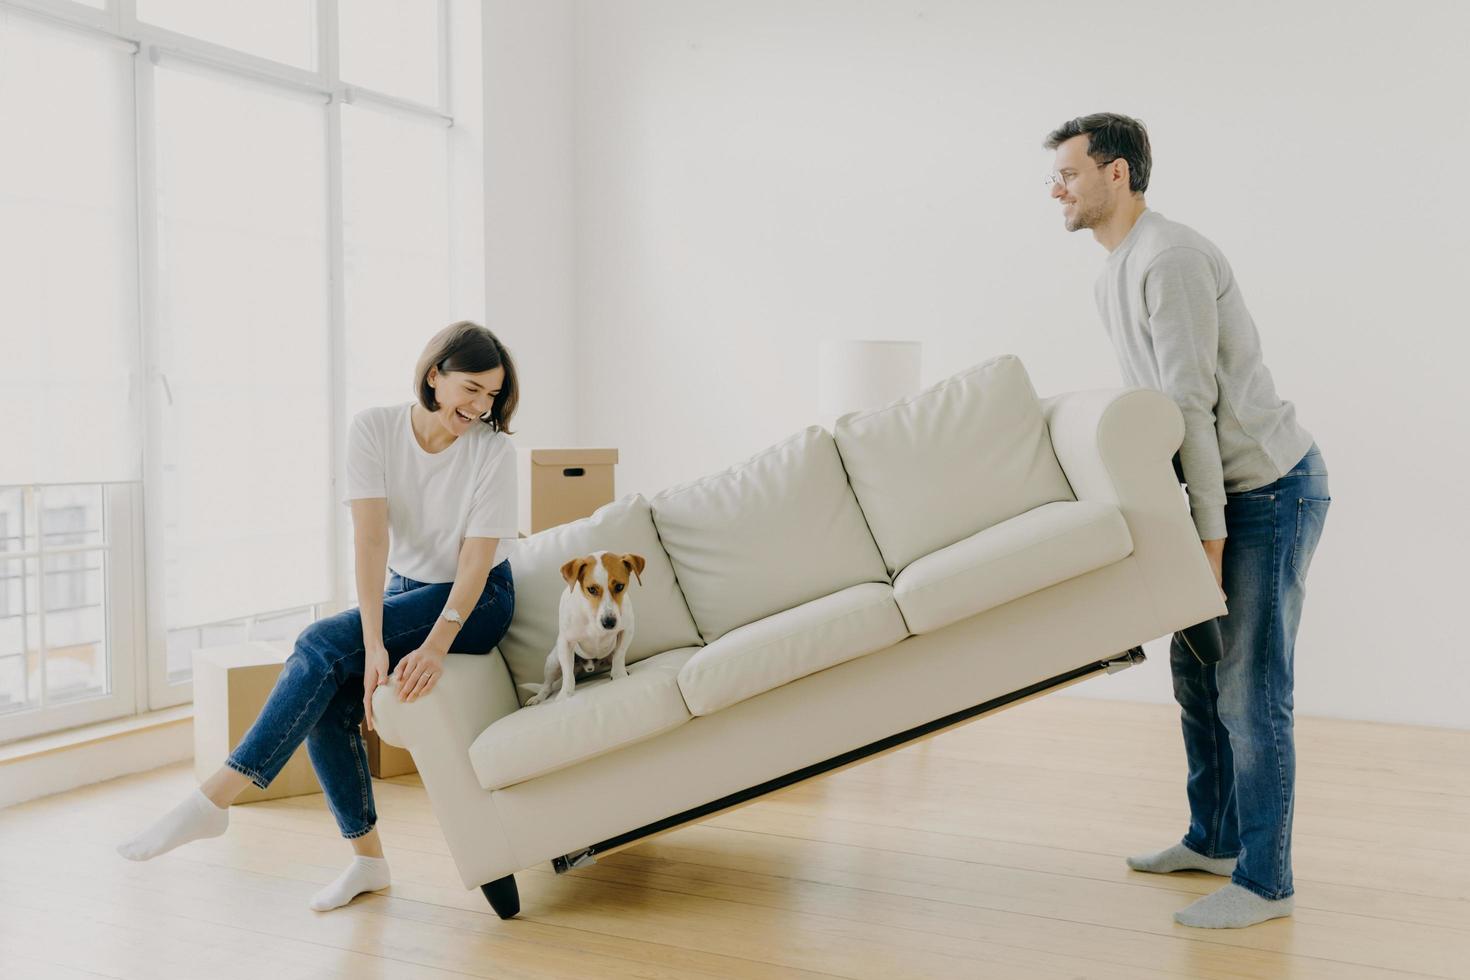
[621,553,646,586]
[560,556,591,588]
[1109,157,1131,189]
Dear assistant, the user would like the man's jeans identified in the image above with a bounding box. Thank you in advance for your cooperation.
[1172,445,1330,900]
[226,561,514,839]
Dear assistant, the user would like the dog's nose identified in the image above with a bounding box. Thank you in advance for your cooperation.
[601,616,617,630]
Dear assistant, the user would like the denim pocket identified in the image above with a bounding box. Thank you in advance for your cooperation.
[1290,496,1331,579]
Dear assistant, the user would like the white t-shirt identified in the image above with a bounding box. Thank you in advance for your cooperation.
[343,403,518,583]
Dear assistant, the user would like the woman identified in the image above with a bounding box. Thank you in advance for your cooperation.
[118,322,520,912]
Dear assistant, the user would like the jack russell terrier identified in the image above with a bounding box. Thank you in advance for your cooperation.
[523,551,646,705]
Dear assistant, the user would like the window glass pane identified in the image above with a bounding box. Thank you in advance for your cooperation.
[136,0,317,69]
[0,486,114,712]
[153,68,331,670]
[43,550,107,704]
[40,485,105,551]
[164,620,245,680]
[0,489,25,555]
[38,490,106,677]
[339,0,439,105]
[0,557,31,715]
[0,558,42,715]
[0,18,140,486]
[342,105,451,419]
[165,604,313,680]
[250,606,314,645]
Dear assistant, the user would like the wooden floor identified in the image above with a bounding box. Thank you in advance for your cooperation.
[2,696,1467,980]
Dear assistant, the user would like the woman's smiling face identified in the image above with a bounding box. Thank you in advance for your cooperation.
[427,365,505,435]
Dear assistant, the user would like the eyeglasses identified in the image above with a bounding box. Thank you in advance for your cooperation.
[1044,159,1114,189]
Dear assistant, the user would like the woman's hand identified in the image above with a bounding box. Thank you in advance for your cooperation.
[393,643,447,703]
[362,644,390,732]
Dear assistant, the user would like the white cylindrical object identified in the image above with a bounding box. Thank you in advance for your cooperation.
[818,340,922,416]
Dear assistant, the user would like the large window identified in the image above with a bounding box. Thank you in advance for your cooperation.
[0,0,484,742]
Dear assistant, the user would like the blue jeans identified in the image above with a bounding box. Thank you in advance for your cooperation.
[1171,445,1330,900]
[226,560,515,839]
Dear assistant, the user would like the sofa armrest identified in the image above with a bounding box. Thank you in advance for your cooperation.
[371,650,525,888]
[1042,388,1226,637]
[372,649,521,754]
[1042,387,1183,502]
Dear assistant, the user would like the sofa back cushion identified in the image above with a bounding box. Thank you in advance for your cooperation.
[833,354,1075,576]
[501,494,702,701]
[651,426,889,643]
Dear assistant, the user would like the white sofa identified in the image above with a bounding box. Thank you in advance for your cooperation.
[372,355,1223,918]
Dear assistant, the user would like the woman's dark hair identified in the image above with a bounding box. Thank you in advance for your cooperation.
[414,321,519,434]
[1043,112,1152,195]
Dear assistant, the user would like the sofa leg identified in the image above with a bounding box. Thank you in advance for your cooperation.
[480,874,520,919]
[1103,646,1147,674]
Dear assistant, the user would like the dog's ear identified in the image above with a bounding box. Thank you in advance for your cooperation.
[621,553,646,586]
[560,556,591,588]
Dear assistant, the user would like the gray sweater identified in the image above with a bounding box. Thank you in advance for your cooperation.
[1094,209,1314,540]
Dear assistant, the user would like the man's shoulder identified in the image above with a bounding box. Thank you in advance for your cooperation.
[1132,211,1225,269]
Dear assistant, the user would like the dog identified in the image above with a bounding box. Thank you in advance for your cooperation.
[523,551,646,705]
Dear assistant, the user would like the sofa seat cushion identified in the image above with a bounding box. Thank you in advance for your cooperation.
[676,582,908,717]
[469,647,699,791]
[893,500,1133,634]
[651,427,889,644]
[834,355,1077,577]
[501,494,703,704]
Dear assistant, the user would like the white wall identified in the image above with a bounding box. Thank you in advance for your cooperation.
[559,0,1469,728]
[482,0,579,448]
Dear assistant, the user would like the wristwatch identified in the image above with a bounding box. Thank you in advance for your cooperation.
[439,607,464,627]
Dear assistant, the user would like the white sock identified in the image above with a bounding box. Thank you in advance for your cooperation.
[116,787,229,862]
[310,856,391,911]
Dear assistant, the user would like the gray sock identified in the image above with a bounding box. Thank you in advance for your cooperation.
[1174,882,1294,928]
[1126,842,1236,876]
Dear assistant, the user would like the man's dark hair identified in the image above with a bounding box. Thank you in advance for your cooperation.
[1044,113,1151,194]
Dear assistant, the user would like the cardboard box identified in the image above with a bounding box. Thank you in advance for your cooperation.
[518,448,619,535]
[192,642,322,803]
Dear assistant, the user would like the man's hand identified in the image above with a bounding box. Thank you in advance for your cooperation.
[1202,538,1226,603]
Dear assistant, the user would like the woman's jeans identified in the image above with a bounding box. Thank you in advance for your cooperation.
[226,560,514,839]
[1171,445,1330,900]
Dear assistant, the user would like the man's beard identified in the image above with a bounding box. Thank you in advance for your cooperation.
[1065,197,1110,232]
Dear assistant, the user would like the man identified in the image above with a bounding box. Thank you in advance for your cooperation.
[1044,113,1330,929]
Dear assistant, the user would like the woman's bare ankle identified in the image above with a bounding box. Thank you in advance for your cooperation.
[200,766,252,808]
[351,829,385,859]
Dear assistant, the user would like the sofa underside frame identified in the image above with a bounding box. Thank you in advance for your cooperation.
[549,646,1146,874]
